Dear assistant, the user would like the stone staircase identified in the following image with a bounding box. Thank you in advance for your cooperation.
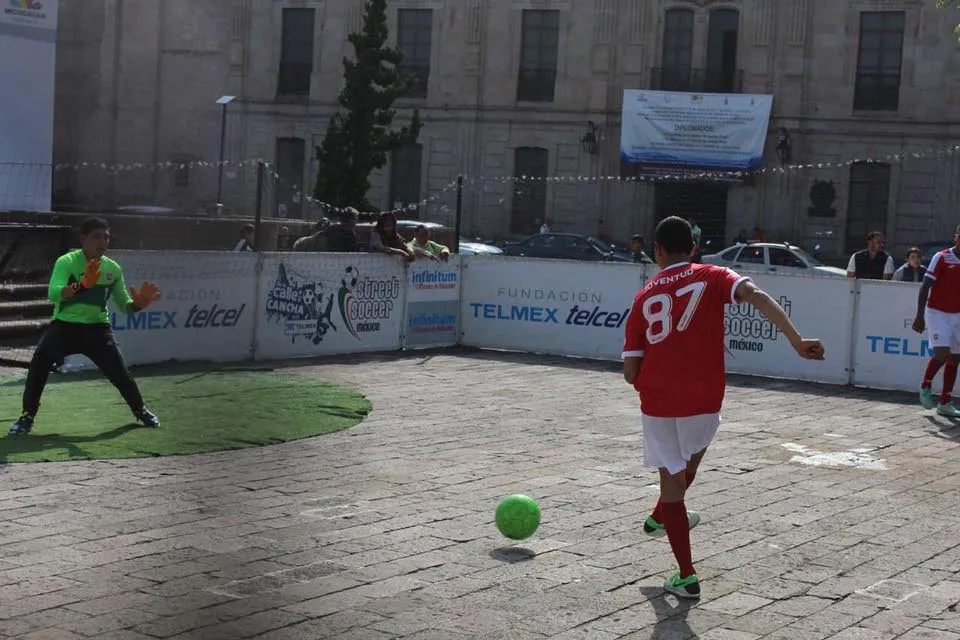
[0,222,69,367]
[0,282,51,366]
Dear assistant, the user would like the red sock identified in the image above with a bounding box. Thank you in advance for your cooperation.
[652,471,695,523]
[661,500,695,578]
[942,361,958,405]
[923,358,944,388]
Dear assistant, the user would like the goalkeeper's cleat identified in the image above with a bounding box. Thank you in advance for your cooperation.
[134,407,159,428]
[9,413,34,435]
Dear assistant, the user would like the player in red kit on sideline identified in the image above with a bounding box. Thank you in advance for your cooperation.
[622,216,824,599]
[913,224,960,417]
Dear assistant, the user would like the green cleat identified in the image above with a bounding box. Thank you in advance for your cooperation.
[664,569,700,599]
[936,402,960,418]
[920,386,936,410]
[643,510,701,537]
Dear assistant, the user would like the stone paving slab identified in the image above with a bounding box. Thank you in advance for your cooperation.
[1,347,960,639]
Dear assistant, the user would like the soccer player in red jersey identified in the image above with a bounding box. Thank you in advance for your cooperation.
[913,224,960,417]
[622,216,824,599]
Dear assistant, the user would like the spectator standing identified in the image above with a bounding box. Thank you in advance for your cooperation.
[629,235,647,263]
[371,212,415,261]
[892,247,926,282]
[292,219,330,252]
[846,231,894,280]
[409,225,450,261]
[233,224,254,251]
[325,208,359,253]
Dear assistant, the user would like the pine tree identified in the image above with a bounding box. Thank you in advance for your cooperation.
[313,0,423,213]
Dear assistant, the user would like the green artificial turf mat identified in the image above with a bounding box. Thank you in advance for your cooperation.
[0,364,370,463]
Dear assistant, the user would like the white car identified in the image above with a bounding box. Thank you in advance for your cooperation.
[703,242,847,278]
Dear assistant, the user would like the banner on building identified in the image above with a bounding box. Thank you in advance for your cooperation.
[460,257,646,360]
[0,0,58,211]
[620,89,774,170]
[404,256,460,349]
[256,253,405,359]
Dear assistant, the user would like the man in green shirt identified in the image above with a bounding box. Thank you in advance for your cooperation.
[408,225,450,262]
[9,217,162,435]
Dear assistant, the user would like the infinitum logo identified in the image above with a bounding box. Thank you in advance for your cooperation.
[6,0,45,19]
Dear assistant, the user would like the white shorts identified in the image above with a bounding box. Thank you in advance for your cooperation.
[642,412,721,475]
[925,308,960,352]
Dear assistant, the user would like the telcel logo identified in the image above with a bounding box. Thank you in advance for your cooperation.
[468,303,628,328]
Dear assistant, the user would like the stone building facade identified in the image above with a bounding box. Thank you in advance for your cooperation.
[53,0,960,259]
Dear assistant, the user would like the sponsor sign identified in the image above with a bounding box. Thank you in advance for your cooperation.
[257,253,405,358]
[404,256,460,348]
[459,257,645,360]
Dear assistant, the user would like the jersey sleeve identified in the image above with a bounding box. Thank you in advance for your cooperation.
[846,254,857,274]
[622,295,646,359]
[111,264,135,311]
[884,256,895,276]
[713,266,750,305]
[926,252,943,282]
[47,254,73,302]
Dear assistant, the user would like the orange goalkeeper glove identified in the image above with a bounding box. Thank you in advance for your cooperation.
[129,281,160,310]
[79,258,101,289]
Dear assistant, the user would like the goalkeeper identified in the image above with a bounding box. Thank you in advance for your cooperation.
[9,217,162,435]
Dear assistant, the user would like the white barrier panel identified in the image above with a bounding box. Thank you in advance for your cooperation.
[256,253,405,359]
[460,256,645,360]
[851,280,928,391]
[403,256,460,349]
[722,273,853,384]
[65,251,258,368]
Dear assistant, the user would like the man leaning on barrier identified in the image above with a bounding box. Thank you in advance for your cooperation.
[409,225,450,262]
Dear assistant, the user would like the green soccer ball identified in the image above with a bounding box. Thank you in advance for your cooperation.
[495,494,541,540]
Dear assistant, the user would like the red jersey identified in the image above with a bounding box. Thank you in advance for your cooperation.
[622,262,748,418]
[926,249,960,313]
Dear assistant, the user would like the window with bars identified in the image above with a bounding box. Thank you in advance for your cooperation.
[845,162,891,254]
[517,10,559,103]
[389,143,424,216]
[511,147,549,234]
[397,9,432,98]
[277,8,315,97]
[853,11,904,111]
[660,9,693,91]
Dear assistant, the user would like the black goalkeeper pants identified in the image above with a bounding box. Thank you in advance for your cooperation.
[22,320,144,415]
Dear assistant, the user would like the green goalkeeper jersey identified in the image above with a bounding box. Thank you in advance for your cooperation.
[48,249,135,324]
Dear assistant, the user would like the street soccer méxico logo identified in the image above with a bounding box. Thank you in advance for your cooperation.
[265,264,398,344]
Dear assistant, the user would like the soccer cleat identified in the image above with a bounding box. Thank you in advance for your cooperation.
[643,510,701,537]
[664,569,701,599]
[133,407,160,428]
[936,402,960,418]
[920,386,936,410]
[9,413,34,435]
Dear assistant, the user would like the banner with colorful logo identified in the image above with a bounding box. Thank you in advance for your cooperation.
[403,256,460,349]
[256,253,406,359]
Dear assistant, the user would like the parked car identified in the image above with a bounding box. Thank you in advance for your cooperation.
[703,242,847,278]
[501,233,649,263]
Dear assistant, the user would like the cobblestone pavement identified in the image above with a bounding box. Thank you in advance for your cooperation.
[2,348,960,640]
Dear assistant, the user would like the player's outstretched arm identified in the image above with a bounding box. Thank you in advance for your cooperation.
[734,280,824,360]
